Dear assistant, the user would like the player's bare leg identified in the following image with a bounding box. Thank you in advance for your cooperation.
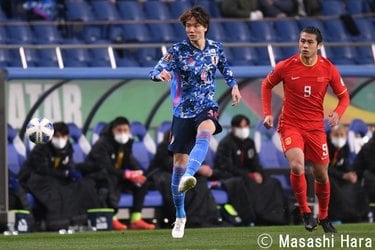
[286,148,318,232]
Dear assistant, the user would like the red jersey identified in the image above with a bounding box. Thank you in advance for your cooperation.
[262,54,349,130]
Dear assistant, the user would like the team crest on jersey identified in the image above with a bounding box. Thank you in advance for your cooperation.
[285,137,292,145]
[163,53,173,62]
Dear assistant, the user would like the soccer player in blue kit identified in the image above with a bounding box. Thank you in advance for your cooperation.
[150,6,241,238]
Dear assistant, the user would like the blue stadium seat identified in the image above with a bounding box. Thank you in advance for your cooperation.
[249,20,277,42]
[38,49,59,67]
[230,47,259,66]
[297,18,325,34]
[65,1,94,21]
[345,0,370,14]
[117,1,145,20]
[282,46,299,58]
[172,23,186,39]
[88,40,111,67]
[325,46,357,65]
[222,21,252,42]
[147,23,177,43]
[32,22,62,44]
[0,49,12,67]
[6,23,35,44]
[355,46,374,64]
[168,0,192,19]
[143,1,171,20]
[199,1,222,18]
[207,22,228,42]
[91,1,120,39]
[0,6,7,21]
[256,47,272,65]
[0,26,8,44]
[61,39,91,67]
[322,19,350,42]
[114,49,140,67]
[321,0,346,16]
[274,20,300,42]
[136,48,163,67]
[130,121,156,171]
[91,121,107,145]
[91,0,120,20]
[122,24,152,43]
[22,49,39,67]
[272,46,285,63]
[353,18,375,42]
[65,1,101,42]
[68,123,91,163]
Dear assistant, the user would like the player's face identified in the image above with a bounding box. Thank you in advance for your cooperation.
[185,17,207,43]
[298,32,322,58]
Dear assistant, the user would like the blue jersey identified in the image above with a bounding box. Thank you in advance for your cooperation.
[150,39,237,118]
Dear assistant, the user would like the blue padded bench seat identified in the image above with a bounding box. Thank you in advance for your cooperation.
[211,189,228,205]
[118,190,163,208]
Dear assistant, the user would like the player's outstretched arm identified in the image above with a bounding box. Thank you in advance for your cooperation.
[231,85,241,106]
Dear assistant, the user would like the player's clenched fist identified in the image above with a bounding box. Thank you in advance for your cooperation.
[158,69,172,81]
[263,115,274,129]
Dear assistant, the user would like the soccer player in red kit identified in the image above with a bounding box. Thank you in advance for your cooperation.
[261,26,350,233]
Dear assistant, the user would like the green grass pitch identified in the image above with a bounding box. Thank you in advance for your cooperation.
[1,223,374,250]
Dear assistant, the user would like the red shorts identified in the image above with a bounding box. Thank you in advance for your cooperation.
[278,126,329,164]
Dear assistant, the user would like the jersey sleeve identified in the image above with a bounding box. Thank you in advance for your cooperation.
[217,43,237,87]
[261,62,284,116]
[329,65,350,117]
[149,46,176,81]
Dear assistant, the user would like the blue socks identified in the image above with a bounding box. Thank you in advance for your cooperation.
[172,165,186,218]
[184,130,211,177]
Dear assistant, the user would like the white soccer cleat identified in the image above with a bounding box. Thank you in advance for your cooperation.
[178,175,197,193]
[172,218,186,238]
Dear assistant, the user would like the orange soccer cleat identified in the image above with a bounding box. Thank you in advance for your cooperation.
[130,219,156,230]
[112,218,127,230]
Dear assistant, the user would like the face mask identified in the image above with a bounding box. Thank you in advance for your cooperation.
[233,127,250,140]
[51,137,68,149]
[331,137,346,148]
[114,133,130,144]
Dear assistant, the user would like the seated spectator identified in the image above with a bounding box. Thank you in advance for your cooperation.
[84,117,155,230]
[327,125,369,222]
[213,114,288,225]
[258,0,297,17]
[221,0,263,20]
[20,122,101,231]
[147,130,221,228]
[353,135,375,205]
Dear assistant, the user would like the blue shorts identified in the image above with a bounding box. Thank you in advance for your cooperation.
[168,108,222,154]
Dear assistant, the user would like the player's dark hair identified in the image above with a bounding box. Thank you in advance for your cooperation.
[111,116,130,128]
[231,114,250,127]
[53,122,69,136]
[301,26,323,44]
[179,6,210,33]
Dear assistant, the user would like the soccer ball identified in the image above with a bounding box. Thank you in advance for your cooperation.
[26,117,54,144]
